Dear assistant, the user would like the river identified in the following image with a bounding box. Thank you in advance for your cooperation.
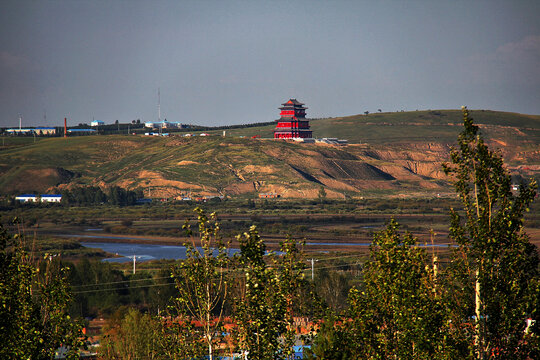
[82,242,241,263]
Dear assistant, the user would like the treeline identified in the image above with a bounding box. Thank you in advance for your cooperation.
[60,186,143,206]
[66,259,176,319]
[187,120,275,132]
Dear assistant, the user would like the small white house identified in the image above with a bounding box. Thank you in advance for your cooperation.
[15,194,38,202]
[41,194,62,203]
[90,120,105,127]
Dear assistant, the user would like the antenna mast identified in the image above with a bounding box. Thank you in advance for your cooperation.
[158,88,161,122]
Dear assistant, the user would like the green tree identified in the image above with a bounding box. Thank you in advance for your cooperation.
[443,106,539,359]
[0,222,84,359]
[276,235,311,359]
[234,227,308,359]
[68,258,126,318]
[168,208,230,360]
[336,220,451,359]
[314,268,351,312]
[100,308,160,360]
[318,186,327,204]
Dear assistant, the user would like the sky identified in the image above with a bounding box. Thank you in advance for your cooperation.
[1,0,539,128]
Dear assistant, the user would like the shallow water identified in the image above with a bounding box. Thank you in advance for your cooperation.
[82,241,240,263]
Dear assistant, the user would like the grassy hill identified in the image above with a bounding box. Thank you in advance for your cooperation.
[1,109,538,199]
[211,109,540,146]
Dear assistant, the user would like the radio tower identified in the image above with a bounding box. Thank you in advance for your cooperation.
[158,88,162,134]
[158,88,161,123]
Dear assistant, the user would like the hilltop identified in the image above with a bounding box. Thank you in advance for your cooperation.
[1,109,538,199]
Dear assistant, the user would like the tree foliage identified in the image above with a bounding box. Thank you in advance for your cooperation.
[60,186,141,206]
[309,220,453,359]
[99,308,160,360]
[0,222,84,359]
[167,208,229,360]
[443,106,540,358]
[234,227,309,359]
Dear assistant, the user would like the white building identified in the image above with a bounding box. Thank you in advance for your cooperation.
[144,120,181,129]
[6,128,35,135]
[34,127,56,135]
[41,194,62,203]
[15,194,62,203]
[15,194,38,202]
[91,120,105,127]
[6,127,56,135]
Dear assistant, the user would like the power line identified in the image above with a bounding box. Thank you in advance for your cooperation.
[68,255,453,294]
[71,275,171,289]
[70,261,364,294]
[73,282,173,295]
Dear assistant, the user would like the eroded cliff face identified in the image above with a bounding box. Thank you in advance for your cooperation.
[24,141,450,199]
[204,139,537,198]
[44,140,534,199]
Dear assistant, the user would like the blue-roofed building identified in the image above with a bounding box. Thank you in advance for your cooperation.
[15,194,38,202]
[6,127,56,135]
[41,194,62,203]
[90,120,105,127]
[6,128,35,135]
[15,194,62,203]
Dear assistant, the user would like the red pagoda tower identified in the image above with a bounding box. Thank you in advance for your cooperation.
[274,99,312,139]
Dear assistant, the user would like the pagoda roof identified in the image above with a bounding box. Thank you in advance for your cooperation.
[279,106,308,111]
[281,98,305,106]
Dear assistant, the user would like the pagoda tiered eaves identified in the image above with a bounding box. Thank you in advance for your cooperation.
[274,98,312,139]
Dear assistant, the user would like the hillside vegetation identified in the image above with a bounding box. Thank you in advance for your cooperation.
[1,109,538,199]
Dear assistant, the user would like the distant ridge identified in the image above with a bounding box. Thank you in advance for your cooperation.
[1,109,538,199]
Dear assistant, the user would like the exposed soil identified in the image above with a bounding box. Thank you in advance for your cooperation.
[4,167,75,193]
[177,160,199,166]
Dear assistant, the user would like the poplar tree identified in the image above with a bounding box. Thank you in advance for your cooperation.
[0,222,84,359]
[234,227,308,359]
[328,220,452,359]
[443,106,539,359]
[168,208,229,360]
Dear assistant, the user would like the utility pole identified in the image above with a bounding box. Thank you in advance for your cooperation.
[133,255,137,274]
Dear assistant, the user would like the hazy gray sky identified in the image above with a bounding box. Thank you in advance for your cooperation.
[1,0,539,127]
